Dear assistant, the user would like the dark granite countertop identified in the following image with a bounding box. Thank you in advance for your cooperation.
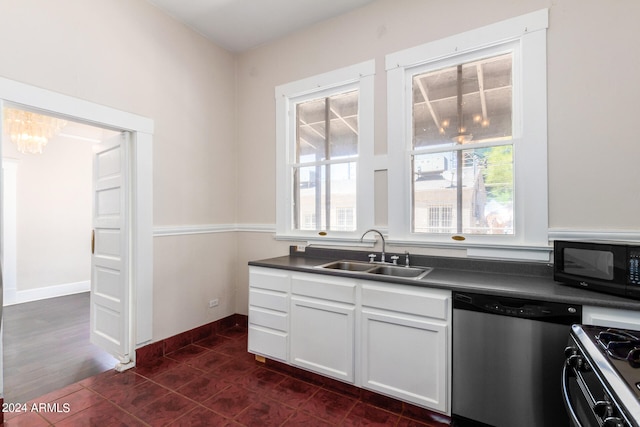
[248,246,640,311]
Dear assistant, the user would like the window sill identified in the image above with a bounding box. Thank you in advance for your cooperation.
[275,233,377,247]
[275,231,551,262]
[385,238,552,262]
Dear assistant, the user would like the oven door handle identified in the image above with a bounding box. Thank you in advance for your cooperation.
[562,360,584,427]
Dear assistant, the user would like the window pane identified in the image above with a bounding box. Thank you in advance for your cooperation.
[472,145,513,234]
[294,162,357,231]
[412,53,512,149]
[412,146,513,234]
[413,152,457,233]
[296,90,358,162]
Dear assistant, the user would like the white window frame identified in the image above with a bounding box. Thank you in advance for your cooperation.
[386,9,549,260]
[275,60,375,243]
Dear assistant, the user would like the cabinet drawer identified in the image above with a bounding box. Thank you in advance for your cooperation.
[249,268,290,292]
[362,283,450,320]
[291,273,356,304]
[249,288,288,312]
[248,325,287,362]
[249,306,288,331]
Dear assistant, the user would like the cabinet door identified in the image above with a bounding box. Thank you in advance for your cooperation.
[361,309,448,412]
[290,296,355,383]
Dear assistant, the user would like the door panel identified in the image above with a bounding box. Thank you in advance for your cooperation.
[94,266,122,299]
[96,187,121,217]
[91,132,131,370]
[94,229,120,256]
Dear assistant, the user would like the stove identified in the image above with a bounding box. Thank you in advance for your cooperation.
[597,329,640,370]
[564,324,640,426]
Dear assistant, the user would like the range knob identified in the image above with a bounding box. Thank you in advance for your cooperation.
[593,400,612,418]
[603,417,624,427]
[564,346,578,358]
[628,347,640,368]
[566,354,584,370]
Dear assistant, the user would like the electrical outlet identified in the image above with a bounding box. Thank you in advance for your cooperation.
[296,245,306,252]
[209,298,219,308]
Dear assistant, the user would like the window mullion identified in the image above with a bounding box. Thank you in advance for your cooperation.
[410,139,514,157]
[325,96,331,230]
[456,150,463,232]
[294,104,301,230]
[455,64,464,233]
[293,157,357,168]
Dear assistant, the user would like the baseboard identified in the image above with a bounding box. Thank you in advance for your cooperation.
[262,357,451,425]
[135,314,248,365]
[3,280,90,306]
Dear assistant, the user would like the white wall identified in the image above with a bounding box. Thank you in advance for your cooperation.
[2,133,92,296]
[0,0,237,340]
[546,0,640,230]
[233,0,640,312]
[236,0,640,230]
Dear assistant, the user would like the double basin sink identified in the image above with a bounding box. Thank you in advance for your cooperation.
[316,260,432,280]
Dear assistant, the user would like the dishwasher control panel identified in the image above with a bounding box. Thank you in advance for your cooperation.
[454,292,582,323]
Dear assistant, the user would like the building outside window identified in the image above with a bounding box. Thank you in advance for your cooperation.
[425,205,453,233]
[335,207,355,231]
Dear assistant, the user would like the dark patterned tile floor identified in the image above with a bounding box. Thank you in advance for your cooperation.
[3,326,450,426]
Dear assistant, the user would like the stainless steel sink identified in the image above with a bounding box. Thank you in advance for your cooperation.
[316,260,432,279]
[368,265,432,279]
[316,260,375,272]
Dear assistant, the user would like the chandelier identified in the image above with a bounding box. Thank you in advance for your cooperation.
[3,108,67,154]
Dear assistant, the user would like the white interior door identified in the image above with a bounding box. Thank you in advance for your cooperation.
[91,132,132,370]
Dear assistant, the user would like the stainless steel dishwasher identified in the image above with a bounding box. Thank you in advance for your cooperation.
[452,291,582,427]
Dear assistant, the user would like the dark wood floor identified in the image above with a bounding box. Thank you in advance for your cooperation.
[3,292,117,403]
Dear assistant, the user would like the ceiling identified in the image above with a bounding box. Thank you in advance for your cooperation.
[146,0,376,52]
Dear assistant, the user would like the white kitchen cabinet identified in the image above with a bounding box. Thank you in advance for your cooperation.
[290,272,357,383]
[248,267,290,362]
[361,282,451,413]
[246,266,452,414]
[582,305,640,329]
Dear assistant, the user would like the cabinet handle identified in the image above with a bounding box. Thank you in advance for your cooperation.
[91,230,95,254]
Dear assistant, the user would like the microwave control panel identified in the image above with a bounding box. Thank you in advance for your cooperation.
[629,249,640,285]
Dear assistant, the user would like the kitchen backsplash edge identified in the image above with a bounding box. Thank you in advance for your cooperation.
[290,245,553,278]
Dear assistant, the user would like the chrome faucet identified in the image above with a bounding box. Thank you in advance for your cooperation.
[360,229,386,263]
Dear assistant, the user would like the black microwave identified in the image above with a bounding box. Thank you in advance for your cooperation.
[553,240,640,300]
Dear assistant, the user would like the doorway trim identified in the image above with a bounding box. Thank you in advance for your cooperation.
[0,76,153,351]
[1,159,17,305]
